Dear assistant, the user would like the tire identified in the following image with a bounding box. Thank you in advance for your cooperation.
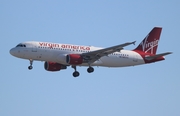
[28,66,33,70]
[87,67,94,73]
[73,71,80,77]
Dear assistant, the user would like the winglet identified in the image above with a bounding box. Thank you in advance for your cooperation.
[132,41,136,45]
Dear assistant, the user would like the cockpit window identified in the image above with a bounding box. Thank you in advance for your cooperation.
[16,44,26,47]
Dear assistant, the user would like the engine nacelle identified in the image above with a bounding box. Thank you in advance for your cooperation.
[44,61,67,71]
[66,54,83,65]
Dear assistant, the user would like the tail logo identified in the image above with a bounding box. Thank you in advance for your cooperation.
[140,34,159,54]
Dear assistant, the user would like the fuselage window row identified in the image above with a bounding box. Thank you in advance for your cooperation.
[38,46,90,53]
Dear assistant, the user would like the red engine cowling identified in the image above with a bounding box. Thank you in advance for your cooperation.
[66,54,83,65]
[44,61,67,71]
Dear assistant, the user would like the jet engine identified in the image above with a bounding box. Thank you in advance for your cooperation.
[44,61,67,71]
[66,54,83,65]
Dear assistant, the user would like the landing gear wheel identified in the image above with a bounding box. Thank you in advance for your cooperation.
[28,66,33,70]
[87,67,94,73]
[73,71,80,77]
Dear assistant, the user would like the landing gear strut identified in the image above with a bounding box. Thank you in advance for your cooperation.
[72,66,80,77]
[28,59,33,70]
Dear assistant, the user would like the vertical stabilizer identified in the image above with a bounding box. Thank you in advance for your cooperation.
[134,27,162,54]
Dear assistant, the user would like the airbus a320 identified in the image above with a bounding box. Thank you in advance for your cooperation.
[10,27,172,77]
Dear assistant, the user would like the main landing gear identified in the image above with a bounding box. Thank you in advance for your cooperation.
[28,59,33,70]
[72,66,80,77]
[72,66,94,77]
[87,67,94,73]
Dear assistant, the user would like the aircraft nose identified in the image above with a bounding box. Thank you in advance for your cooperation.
[9,48,16,56]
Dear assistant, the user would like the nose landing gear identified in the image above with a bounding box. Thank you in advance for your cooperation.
[28,59,33,70]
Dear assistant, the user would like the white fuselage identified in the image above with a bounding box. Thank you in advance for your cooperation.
[10,41,145,67]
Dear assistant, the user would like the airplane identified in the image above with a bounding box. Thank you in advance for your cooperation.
[9,27,172,77]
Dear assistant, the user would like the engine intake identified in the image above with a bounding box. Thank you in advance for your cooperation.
[44,61,67,71]
[66,54,83,65]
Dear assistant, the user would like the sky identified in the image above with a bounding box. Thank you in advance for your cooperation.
[1,0,180,116]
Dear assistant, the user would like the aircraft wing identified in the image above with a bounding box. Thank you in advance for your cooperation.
[81,41,136,63]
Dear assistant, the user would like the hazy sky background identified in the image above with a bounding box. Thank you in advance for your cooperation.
[1,1,179,116]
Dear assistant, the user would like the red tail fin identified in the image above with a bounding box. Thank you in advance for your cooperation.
[134,27,162,54]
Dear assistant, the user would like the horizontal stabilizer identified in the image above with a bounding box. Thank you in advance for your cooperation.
[145,52,172,60]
